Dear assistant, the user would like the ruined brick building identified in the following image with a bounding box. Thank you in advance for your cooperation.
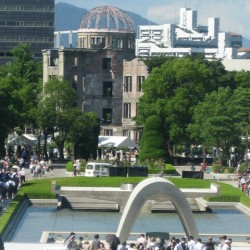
[43,6,147,142]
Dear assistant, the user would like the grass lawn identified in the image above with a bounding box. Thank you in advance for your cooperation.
[18,177,212,199]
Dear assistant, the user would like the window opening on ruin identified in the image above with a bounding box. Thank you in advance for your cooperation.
[102,108,112,124]
[124,76,132,92]
[72,56,78,66]
[137,76,145,91]
[123,130,130,137]
[103,58,111,70]
[123,103,131,118]
[103,129,113,136]
[49,50,58,66]
[117,38,124,48]
[128,38,135,49]
[103,81,113,97]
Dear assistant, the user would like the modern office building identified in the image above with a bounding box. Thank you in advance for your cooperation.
[0,0,54,65]
[136,7,243,59]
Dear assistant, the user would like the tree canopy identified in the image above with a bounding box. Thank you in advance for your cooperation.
[0,43,42,156]
[137,56,250,163]
[37,77,100,160]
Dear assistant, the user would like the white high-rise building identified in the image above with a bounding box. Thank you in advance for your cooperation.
[136,7,243,59]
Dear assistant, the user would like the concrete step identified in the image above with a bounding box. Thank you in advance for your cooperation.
[151,198,207,212]
[58,196,208,212]
[59,196,119,211]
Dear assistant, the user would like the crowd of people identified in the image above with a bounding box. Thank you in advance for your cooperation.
[0,157,23,202]
[0,150,53,204]
[64,233,233,250]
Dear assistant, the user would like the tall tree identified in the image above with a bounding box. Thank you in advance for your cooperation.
[231,87,250,160]
[69,111,100,160]
[0,43,41,156]
[37,77,76,159]
[188,87,241,163]
[137,56,227,160]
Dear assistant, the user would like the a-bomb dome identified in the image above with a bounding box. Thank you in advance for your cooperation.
[79,6,135,31]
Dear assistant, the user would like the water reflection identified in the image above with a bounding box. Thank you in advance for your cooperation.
[12,206,250,243]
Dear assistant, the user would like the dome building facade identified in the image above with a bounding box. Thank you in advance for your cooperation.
[77,6,135,50]
[43,6,145,141]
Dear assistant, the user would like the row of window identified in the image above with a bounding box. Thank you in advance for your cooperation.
[100,101,137,125]
[0,36,53,42]
[0,5,53,12]
[124,76,145,92]
[78,37,135,49]
[0,21,53,27]
[77,79,144,97]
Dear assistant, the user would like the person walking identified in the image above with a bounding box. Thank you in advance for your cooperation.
[64,232,77,250]
[91,234,101,250]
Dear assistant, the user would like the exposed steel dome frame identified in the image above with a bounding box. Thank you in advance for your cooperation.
[79,6,135,31]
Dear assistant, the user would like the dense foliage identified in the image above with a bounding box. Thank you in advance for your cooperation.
[139,115,167,161]
[138,56,250,164]
[0,44,42,156]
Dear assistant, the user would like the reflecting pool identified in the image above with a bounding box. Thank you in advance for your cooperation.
[12,206,250,243]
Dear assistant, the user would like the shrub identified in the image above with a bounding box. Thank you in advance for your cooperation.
[239,162,248,174]
[165,164,176,174]
[139,115,167,162]
[140,159,165,169]
[226,166,235,173]
[212,164,225,173]
[66,161,73,172]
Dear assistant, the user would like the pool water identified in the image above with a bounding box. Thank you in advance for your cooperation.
[12,207,250,243]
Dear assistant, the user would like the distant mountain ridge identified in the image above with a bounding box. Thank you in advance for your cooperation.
[55,2,157,31]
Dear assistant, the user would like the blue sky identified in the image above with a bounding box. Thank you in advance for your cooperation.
[56,0,250,41]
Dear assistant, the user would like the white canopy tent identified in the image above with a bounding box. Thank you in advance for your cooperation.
[7,134,51,146]
[7,134,38,146]
[98,136,138,148]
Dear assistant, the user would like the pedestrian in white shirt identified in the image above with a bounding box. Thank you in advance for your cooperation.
[194,238,204,250]
[187,236,195,250]
[221,240,231,250]
[136,234,147,249]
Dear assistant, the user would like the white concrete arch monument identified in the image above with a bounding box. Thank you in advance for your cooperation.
[116,177,199,242]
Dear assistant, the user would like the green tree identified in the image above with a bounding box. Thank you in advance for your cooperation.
[70,111,100,160]
[188,87,241,163]
[231,87,250,161]
[139,115,167,162]
[234,71,250,88]
[37,77,76,159]
[0,43,41,156]
[137,57,227,160]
